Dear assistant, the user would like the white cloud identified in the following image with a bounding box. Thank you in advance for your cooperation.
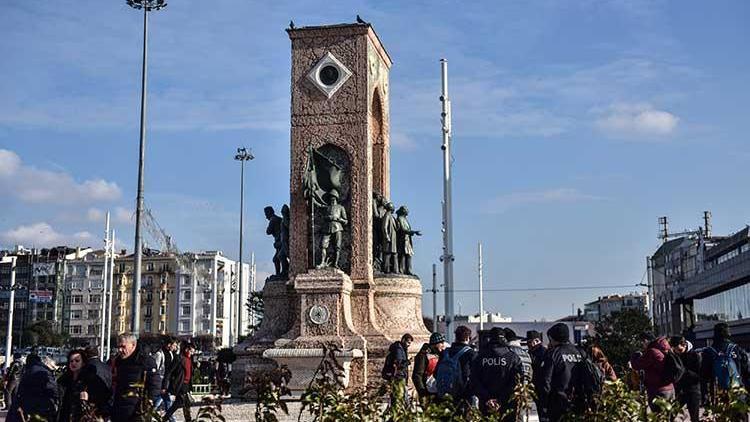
[391,132,418,150]
[595,103,679,137]
[0,149,122,204]
[1,222,93,248]
[114,207,134,224]
[483,188,603,214]
[87,208,105,222]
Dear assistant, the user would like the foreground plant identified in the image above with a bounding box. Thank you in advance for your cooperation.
[243,365,291,422]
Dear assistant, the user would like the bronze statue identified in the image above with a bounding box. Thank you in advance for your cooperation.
[372,192,386,271]
[396,206,421,275]
[381,202,399,273]
[317,190,348,269]
[279,204,290,278]
[264,206,283,279]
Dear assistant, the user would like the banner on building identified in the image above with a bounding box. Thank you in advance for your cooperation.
[33,263,56,277]
[29,290,53,304]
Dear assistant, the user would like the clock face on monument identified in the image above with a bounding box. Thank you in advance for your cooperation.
[308,304,330,325]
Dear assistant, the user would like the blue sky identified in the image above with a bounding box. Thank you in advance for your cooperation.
[1,1,748,321]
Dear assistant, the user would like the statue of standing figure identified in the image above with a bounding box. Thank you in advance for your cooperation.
[317,189,348,269]
[279,204,290,278]
[264,206,284,279]
[381,202,399,274]
[372,193,386,271]
[396,206,421,275]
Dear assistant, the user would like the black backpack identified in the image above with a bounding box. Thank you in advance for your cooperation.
[662,349,686,385]
[571,348,604,410]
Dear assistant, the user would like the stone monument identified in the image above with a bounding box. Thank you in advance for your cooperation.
[233,20,429,395]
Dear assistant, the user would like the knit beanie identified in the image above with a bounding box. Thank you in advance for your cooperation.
[429,332,446,345]
[547,323,570,343]
[526,330,543,342]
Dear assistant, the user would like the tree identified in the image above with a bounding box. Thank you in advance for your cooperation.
[22,320,68,347]
[246,291,264,333]
[594,308,652,373]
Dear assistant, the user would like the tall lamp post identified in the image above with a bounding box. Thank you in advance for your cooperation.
[235,147,254,342]
[1,256,17,370]
[127,0,166,335]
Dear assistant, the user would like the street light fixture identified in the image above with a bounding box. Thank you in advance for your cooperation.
[1,256,17,370]
[127,0,166,336]
[234,147,254,343]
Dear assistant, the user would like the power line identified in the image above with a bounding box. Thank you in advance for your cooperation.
[450,284,641,293]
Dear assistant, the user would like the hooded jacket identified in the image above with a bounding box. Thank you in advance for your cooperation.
[7,355,59,422]
[630,336,674,395]
[383,341,410,381]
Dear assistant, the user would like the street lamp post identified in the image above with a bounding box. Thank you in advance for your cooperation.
[234,147,254,342]
[127,0,166,335]
[2,256,17,370]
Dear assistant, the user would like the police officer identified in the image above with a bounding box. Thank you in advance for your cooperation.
[470,327,522,419]
[540,323,583,422]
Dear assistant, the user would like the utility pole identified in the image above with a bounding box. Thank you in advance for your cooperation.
[100,212,110,359]
[106,229,116,361]
[2,256,17,370]
[234,147,254,339]
[440,58,455,342]
[431,264,437,332]
[127,0,167,336]
[478,243,484,331]
[249,252,256,332]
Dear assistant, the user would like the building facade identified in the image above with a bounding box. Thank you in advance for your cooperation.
[583,293,649,322]
[62,249,108,346]
[650,224,750,348]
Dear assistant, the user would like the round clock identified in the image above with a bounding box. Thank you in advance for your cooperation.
[309,304,330,325]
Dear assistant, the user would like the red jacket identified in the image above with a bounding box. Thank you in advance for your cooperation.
[630,337,674,394]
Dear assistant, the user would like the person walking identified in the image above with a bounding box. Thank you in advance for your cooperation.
[2,353,24,412]
[111,333,161,422]
[78,346,113,420]
[470,327,522,420]
[57,349,86,422]
[669,336,702,421]
[701,323,750,395]
[630,332,675,411]
[7,353,59,422]
[435,325,477,410]
[164,341,195,422]
[160,337,179,421]
[152,340,166,410]
[412,332,445,406]
[590,345,617,382]
[526,330,548,421]
[540,323,585,422]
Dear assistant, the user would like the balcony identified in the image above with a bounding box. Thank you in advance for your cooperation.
[679,250,750,300]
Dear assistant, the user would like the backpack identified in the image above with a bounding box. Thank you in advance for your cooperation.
[570,348,604,410]
[435,346,470,397]
[424,354,439,394]
[662,349,685,385]
[708,344,742,390]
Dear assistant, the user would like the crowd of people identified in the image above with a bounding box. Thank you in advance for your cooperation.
[0,333,232,422]
[385,322,750,421]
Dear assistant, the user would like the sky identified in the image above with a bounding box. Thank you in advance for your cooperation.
[1,1,749,321]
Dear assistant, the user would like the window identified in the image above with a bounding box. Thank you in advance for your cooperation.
[90,280,103,290]
[181,290,191,301]
[202,320,211,331]
[179,320,190,331]
[71,310,82,319]
[160,305,166,315]
[181,305,191,316]
[146,262,154,271]
[145,307,152,317]
[158,321,165,332]
[159,291,166,301]
[695,283,750,323]
[146,292,153,303]
[119,263,126,273]
[90,268,103,277]
[203,305,211,316]
[70,281,83,290]
[181,275,190,286]
[87,325,97,335]
[88,310,99,319]
[160,274,167,284]
[741,243,750,254]
[70,325,82,335]
[90,294,101,303]
[145,321,152,332]
[144,276,153,287]
[72,295,83,304]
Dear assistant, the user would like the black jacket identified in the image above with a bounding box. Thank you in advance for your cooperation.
[166,353,191,395]
[383,341,410,381]
[7,356,59,422]
[676,350,702,394]
[57,370,84,422]
[111,347,160,422]
[540,342,584,418]
[412,343,438,396]
[80,357,112,415]
[529,344,547,396]
[161,349,178,392]
[470,343,522,412]
[440,342,477,399]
